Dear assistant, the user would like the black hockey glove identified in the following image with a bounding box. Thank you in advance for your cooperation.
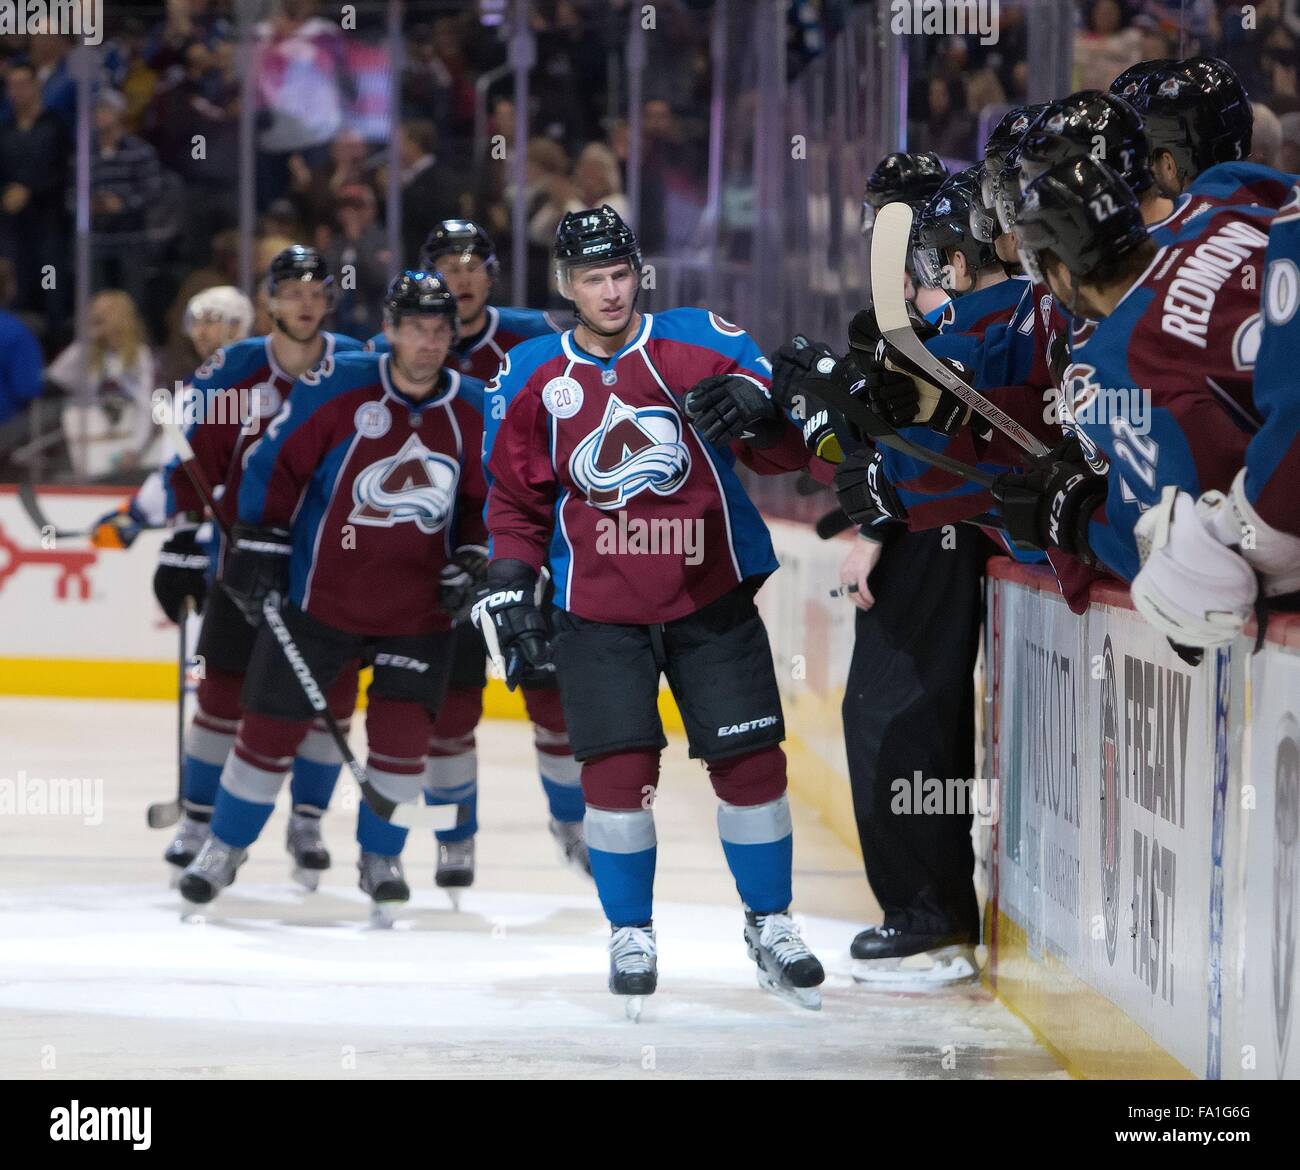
[470,559,554,691]
[833,448,908,528]
[152,527,209,623]
[767,335,854,463]
[220,522,292,625]
[439,544,489,620]
[769,335,839,409]
[683,373,782,448]
[992,441,1107,561]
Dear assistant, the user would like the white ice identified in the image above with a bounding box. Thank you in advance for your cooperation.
[0,697,1063,1078]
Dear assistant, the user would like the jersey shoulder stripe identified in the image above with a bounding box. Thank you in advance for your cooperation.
[494,305,560,339]
[649,306,770,374]
[326,331,367,353]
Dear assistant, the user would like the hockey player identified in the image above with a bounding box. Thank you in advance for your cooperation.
[153,247,365,888]
[178,272,489,913]
[861,151,950,318]
[90,286,255,550]
[373,220,583,891]
[475,205,824,1009]
[1004,154,1274,602]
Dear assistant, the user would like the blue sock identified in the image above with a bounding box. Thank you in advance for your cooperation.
[717,796,794,914]
[210,787,276,850]
[183,755,224,809]
[356,801,409,856]
[426,781,478,843]
[289,756,342,812]
[585,808,656,926]
[541,775,586,823]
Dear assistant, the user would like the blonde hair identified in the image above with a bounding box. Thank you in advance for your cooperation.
[576,142,623,200]
[88,290,146,374]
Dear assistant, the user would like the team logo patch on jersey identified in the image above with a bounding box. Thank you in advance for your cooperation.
[354,401,391,439]
[569,394,690,509]
[247,382,282,422]
[542,375,585,418]
[708,311,744,336]
[349,433,459,534]
[1266,259,1300,327]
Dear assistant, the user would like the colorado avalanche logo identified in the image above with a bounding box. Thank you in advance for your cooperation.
[1157,77,1183,98]
[1060,362,1110,473]
[569,394,690,509]
[1010,114,1029,135]
[1045,113,1066,133]
[349,433,458,534]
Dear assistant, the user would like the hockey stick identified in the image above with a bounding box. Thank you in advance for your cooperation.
[17,480,93,540]
[147,594,194,829]
[160,419,457,832]
[870,202,1049,459]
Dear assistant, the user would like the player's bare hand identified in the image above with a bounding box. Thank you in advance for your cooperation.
[839,538,882,611]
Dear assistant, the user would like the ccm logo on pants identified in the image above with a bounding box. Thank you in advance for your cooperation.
[718,716,779,737]
[373,654,430,673]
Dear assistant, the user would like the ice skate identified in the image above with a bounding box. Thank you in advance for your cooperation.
[358,851,409,927]
[609,924,657,1020]
[285,807,330,892]
[744,909,824,1010]
[435,838,475,909]
[549,817,592,878]
[850,925,979,987]
[163,812,210,885]
[178,835,247,906]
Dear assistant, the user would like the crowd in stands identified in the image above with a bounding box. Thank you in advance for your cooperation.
[4,0,1300,482]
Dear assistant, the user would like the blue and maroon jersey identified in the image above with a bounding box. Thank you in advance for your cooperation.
[238,351,488,636]
[366,305,559,383]
[164,331,363,525]
[1064,199,1275,580]
[483,308,808,624]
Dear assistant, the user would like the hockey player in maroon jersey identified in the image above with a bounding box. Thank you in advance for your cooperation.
[177,272,489,917]
[153,246,365,889]
[372,221,584,892]
[475,206,825,1011]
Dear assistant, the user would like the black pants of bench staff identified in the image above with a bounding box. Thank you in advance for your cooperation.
[842,525,992,943]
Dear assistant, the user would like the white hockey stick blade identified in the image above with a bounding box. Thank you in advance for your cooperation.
[869,202,1049,459]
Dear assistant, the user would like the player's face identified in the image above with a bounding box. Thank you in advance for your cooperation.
[189,317,228,360]
[568,261,637,333]
[387,314,453,384]
[271,280,331,342]
[432,254,491,324]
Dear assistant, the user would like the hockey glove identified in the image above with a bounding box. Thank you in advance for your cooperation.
[992,442,1107,560]
[833,448,908,529]
[92,498,151,550]
[470,559,554,691]
[439,544,489,620]
[153,527,209,623]
[221,522,292,625]
[683,373,782,448]
[769,335,839,409]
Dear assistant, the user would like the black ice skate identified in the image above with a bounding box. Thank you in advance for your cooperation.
[744,908,824,1010]
[163,810,211,883]
[358,851,409,927]
[285,806,330,891]
[178,835,247,908]
[849,925,978,987]
[435,838,475,909]
[609,924,657,1021]
[549,818,592,878]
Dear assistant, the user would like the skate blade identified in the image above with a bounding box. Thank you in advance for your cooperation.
[756,970,822,1011]
[851,946,979,988]
[368,901,406,929]
[622,995,649,1022]
[445,888,463,912]
[166,865,183,889]
[291,866,322,892]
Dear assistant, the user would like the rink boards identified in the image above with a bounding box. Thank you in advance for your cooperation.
[986,561,1300,1080]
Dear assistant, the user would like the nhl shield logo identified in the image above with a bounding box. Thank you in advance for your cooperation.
[349,433,458,534]
[1099,635,1122,966]
[1274,714,1299,1071]
[569,393,690,509]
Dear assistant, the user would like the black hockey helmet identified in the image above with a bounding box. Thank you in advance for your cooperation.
[1109,57,1177,100]
[267,244,333,295]
[977,104,1049,236]
[553,204,641,287]
[1013,156,1148,294]
[1128,56,1252,190]
[383,270,458,338]
[992,144,1025,235]
[1019,90,1154,197]
[863,151,950,234]
[419,219,499,277]
[912,169,998,293]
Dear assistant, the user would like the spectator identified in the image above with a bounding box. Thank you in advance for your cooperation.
[28,34,75,131]
[1073,0,1144,94]
[1253,102,1285,167]
[90,89,163,310]
[569,142,630,221]
[429,15,478,148]
[522,136,575,249]
[908,76,976,161]
[0,61,70,329]
[639,98,707,252]
[47,290,158,476]
[389,119,466,264]
[288,127,370,233]
[145,0,235,75]
[322,184,390,340]
[0,257,43,473]
[1280,110,1300,172]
